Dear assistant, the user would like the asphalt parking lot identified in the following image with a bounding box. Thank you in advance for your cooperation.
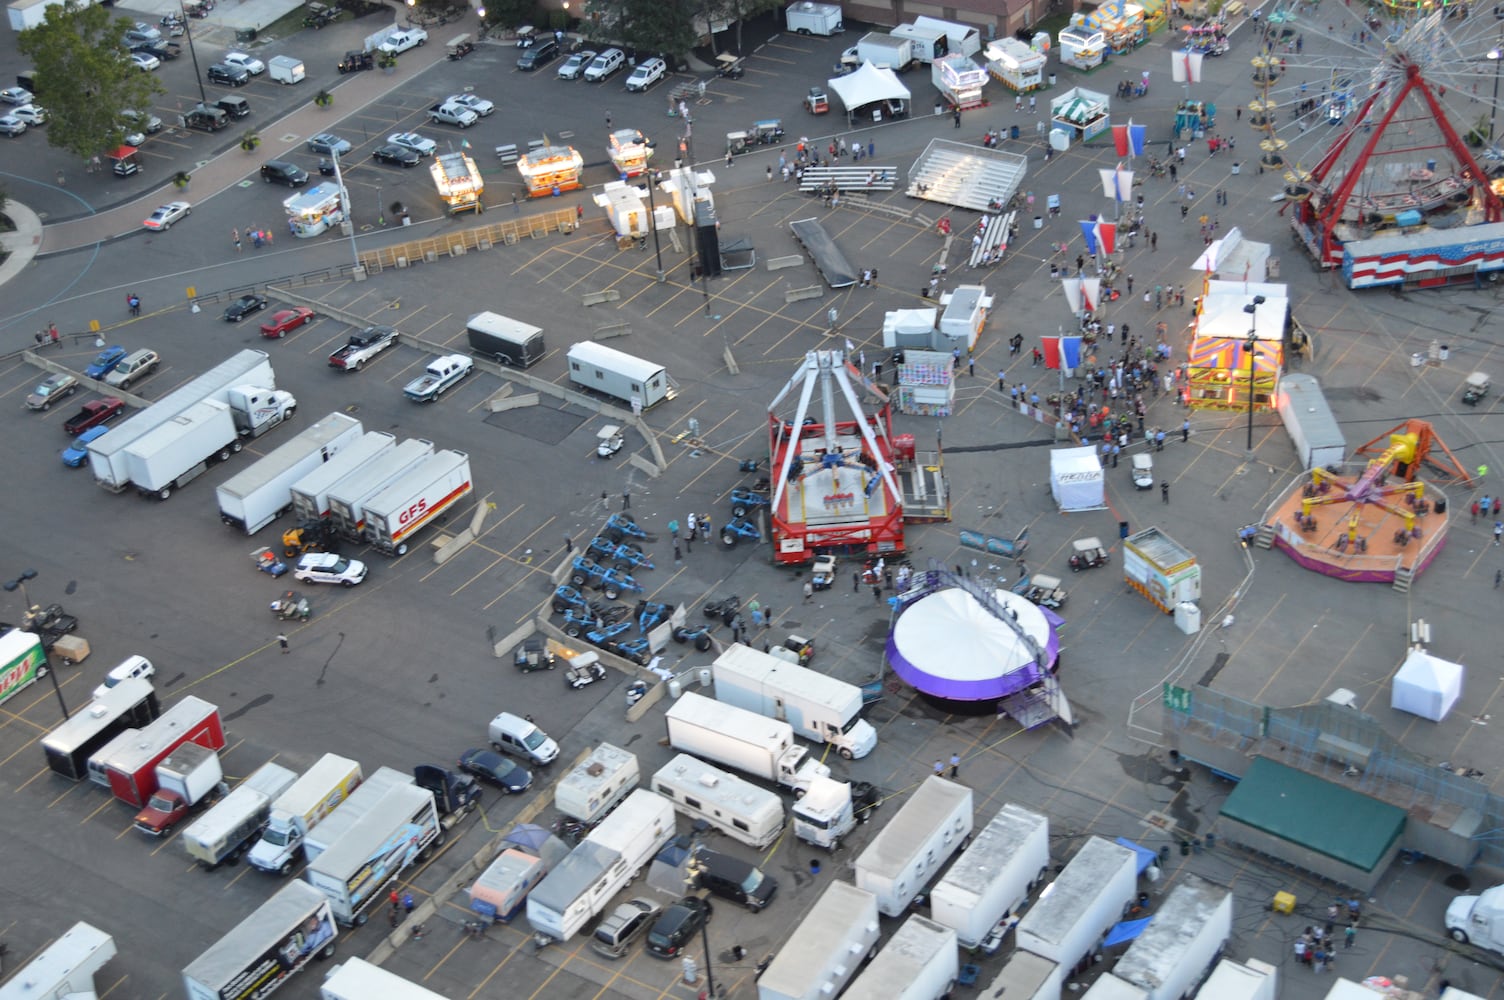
[5,2,1504,998]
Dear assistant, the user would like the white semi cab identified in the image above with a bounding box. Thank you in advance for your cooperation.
[854,776,972,916]
[843,914,958,1000]
[711,644,877,758]
[1449,883,1504,950]
[248,753,364,874]
[665,691,829,794]
[929,802,1049,947]
[757,880,879,1000]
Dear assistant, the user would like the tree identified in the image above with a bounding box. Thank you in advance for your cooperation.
[17,1,164,162]
[618,0,696,60]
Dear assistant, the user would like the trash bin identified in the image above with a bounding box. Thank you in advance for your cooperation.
[1119,520,1130,539]
[235,26,257,42]
[1034,216,1043,229]
[1440,344,1450,360]
[1010,125,1020,139]
[1231,161,1240,175]
[1048,73,1057,86]
[1411,353,1423,367]
[1435,497,1447,514]
[934,103,943,115]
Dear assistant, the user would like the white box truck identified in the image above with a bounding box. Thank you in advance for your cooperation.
[216,412,363,533]
[248,754,364,874]
[665,691,830,795]
[891,22,948,62]
[1195,957,1278,1000]
[526,789,675,942]
[327,438,433,540]
[913,15,982,57]
[930,802,1049,947]
[304,783,442,926]
[320,957,446,1000]
[856,31,914,72]
[566,341,672,408]
[184,761,299,868]
[1090,875,1232,1000]
[123,390,298,500]
[784,1,842,34]
[555,742,639,825]
[757,880,879,1000]
[87,349,275,491]
[181,881,336,1000]
[1016,836,1138,969]
[711,644,877,759]
[290,432,396,523]
[652,753,784,849]
[854,776,973,917]
[0,922,115,1000]
[359,448,473,556]
[296,766,407,868]
[843,914,958,1000]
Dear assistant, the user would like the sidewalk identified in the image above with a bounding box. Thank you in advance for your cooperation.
[32,32,457,258]
[0,200,43,289]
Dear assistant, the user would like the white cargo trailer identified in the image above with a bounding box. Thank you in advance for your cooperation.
[854,776,972,916]
[8,0,75,31]
[555,742,640,825]
[929,802,1049,947]
[784,1,842,34]
[566,341,672,408]
[181,881,335,1000]
[1194,957,1278,1000]
[268,55,305,84]
[855,31,914,71]
[183,761,299,868]
[985,950,1061,1000]
[652,753,784,848]
[526,790,675,941]
[217,412,363,533]
[360,448,472,555]
[320,957,446,1000]
[1099,875,1232,1000]
[665,691,829,794]
[304,783,441,925]
[1016,836,1137,969]
[327,438,434,540]
[843,914,958,1000]
[913,15,982,56]
[757,880,879,1000]
[290,431,397,522]
[88,350,275,491]
[711,644,877,758]
[1277,373,1347,470]
[298,766,409,866]
[0,922,115,1000]
[891,22,948,62]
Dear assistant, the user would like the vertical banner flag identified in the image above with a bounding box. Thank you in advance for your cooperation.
[1041,335,1061,368]
[1081,278,1101,313]
[1171,49,1203,84]
[1079,221,1099,256]
[1115,167,1133,202]
[1040,336,1085,370]
[1098,169,1118,200]
[1113,124,1130,158]
[1095,221,1117,256]
[1061,277,1083,314]
[1129,121,1147,157]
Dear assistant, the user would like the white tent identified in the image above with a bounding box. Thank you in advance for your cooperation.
[827,62,912,114]
[1391,649,1464,722]
[1050,446,1105,511]
[882,308,937,348]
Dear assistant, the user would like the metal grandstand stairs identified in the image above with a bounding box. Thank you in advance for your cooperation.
[905,139,1030,214]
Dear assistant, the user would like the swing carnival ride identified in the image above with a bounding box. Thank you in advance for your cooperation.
[1252,0,1504,284]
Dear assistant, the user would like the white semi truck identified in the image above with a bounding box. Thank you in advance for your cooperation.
[326,438,435,541]
[1448,883,1504,951]
[929,802,1049,947]
[757,880,879,1000]
[320,957,447,999]
[710,645,877,758]
[359,448,472,556]
[854,776,973,916]
[665,691,830,794]
[181,881,336,1000]
[121,390,298,500]
[303,783,442,926]
[289,431,397,522]
[216,412,363,533]
[247,754,364,874]
[183,761,299,868]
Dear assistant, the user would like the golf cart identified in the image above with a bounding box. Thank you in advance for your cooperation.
[1068,537,1110,572]
[1131,452,1154,489]
[513,636,556,672]
[596,424,625,458]
[715,53,745,78]
[108,146,142,178]
[1463,371,1490,405]
[726,130,750,156]
[751,119,785,145]
[1018,573,1067,609]
[515,24,537,47]
[447,34,474,59]
[338,49,373,73]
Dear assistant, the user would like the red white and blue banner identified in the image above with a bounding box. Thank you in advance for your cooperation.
[1040,335,1084,370]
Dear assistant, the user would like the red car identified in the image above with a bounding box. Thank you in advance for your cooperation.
[259,307,315,338]
[63,398,125,435]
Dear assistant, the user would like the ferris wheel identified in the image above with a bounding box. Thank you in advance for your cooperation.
[1239,0,1504,266]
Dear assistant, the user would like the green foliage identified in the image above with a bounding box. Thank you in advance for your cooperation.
[618,0,696,58]
[172,170,190,188]
[480,0,534,30]
[240,130,261,152]
[315,89,334,107]
[17,1,164,160]
[378,49,398,69]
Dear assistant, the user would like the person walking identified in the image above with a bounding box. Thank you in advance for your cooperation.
[1495,521,1502,546]
[622,489,630,510]
[403,893,415,915]
[127,293,141,316]
[1344,924,1356,949]
[1471,500,1479,523]
[1182,418,1190,442]
[232,227,241,253]
[803,581,814,603]
[933,759,945,777]
[949,753,961,778]
[277,633,289,654]
[1161,481,1170,504]
[700,513,711,541]
[563,535,573,554]
[953,108,962,128]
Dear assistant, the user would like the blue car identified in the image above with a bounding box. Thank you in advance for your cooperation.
[62,425,109,467]
[85,346,127,379]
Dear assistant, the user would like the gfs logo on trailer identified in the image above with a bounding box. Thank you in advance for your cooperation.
[398,499,429,525]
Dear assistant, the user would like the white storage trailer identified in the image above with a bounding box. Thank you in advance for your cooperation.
[526,789,675,941]
[8,0,73,31]
[122,399,239,498]
[757,880,879,1000]
[320,957,447,1000]
[88,349,275,491]
[1016,836,1138,969]
[217,412,364,533]
[1194,957,1278,1000]
[181,881,335,1000]
[289,431,397,523]
[913,14,982,56]
[891,22,948,62]
[652,753,784,848]
[856,31,914,71]
[303,783,441,925]
[1277,373,1347,470]
[326,438,434,540]
[248,753,364,874]
[360,448,472,555]
[985,950,1061,1000]
[711,644,877,758]
[555,742,640,825]
[1097,875,1233,1000]
[843,914,958,1000]
[298,765,408,866]
[665,691,830,794]
[854,776,973,916]
[784,0,842,34]
[929,802,1050,947]
[183,760,299,868]
[0,922,115,1000]
[267,54,305,83]
[566,341,672,408]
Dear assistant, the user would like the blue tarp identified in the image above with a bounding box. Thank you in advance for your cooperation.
[1115,836,1158,874]
[1103,916,1153,948]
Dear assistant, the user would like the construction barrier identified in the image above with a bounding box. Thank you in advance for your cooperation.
[358,208,578,273]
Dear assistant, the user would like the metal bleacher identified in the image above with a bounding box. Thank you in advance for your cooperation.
[906,139,1030,214]
[797,165,900,194]
[966,210,1017,268]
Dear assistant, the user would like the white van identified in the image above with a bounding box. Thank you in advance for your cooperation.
[93,655,154,699]
[488,711,560,765]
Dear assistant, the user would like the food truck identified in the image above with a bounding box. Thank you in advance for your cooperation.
[517,143,585,198]
[607,128,653,178]
[284,182,346,238]
[430,151,484,214]
[933,54,987,110]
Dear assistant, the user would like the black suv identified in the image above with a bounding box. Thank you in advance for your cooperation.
[692,847,778,911]
[645,896,712,958]
[206,63,248,86]
[260,160,309,187]
[516,37,559,71]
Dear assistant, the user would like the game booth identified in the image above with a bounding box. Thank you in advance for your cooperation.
[1058,23,1106,70]
[1049,447,1107,512]
[1077,3,1148,54]
[985,37,1046,92]
[284,182,346,238]
[1051,88,1111,142]
[1183,282,1288,411]
[932,54,988,110]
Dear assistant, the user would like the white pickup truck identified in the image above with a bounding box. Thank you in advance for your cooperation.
[427,101,479,128]
[404,354,473,402]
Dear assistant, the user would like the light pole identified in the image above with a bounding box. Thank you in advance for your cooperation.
[4,569,70,720]
[180,4,209,109]
[1243,294,1266,457]
[328,149,362,272]
[684,849,718,999]
[644,170,665,282]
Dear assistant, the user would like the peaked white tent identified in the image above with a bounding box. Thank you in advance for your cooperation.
[1391,648,1464,722]
[1049,446,1105,511]
[827,62,912,114]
